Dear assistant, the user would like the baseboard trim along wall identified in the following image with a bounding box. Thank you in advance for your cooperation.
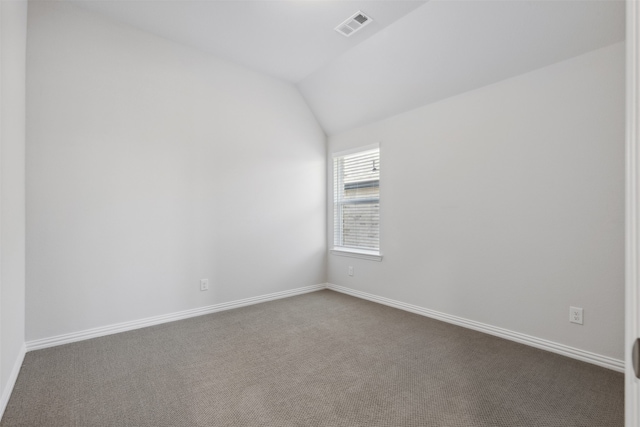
[326,283,624,373]
[25,284,326,352]
[0,344,26,419]
[25,282,623,373]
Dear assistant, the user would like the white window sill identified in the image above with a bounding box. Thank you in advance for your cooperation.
[330,248,383,262]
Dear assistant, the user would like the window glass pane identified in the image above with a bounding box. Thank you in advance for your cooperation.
[333,147,380,251]
[341,202,379,249]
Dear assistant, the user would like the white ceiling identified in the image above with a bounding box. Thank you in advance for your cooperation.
[299,0,625,134]
[72,0,426,83]
[70,0,624,135]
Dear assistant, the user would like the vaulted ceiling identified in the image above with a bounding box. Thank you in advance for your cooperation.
[72,0,625,135]
[71,0,427,83]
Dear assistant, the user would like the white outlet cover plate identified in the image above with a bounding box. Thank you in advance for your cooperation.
[200,279,209,291]
[569,306,583,325]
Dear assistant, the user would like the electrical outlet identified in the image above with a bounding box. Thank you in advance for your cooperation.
[200,279,209,291]
[348,266,354,277]
[570,306,583,325]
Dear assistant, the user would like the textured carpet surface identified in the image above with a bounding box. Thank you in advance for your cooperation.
[1,290,624,426]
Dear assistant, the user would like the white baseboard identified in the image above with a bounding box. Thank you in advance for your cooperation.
[25,282,624,373]
[326,283,624,373]
[26,284,326,352]
[0,343,26,419]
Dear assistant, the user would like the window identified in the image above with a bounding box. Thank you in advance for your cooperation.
[332,145,381,260]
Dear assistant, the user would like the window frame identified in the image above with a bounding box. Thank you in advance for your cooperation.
[330,143,383,262]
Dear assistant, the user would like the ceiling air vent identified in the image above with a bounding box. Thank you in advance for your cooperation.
[335,11,373,37]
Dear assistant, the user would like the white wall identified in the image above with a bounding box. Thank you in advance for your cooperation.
[0,0,27,410]
[327,43,625,360]
[26,2,326,341]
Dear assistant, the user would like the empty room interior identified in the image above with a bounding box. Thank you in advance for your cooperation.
[0,0,629,425]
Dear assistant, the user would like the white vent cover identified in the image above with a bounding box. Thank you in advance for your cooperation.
[335,11,373,37]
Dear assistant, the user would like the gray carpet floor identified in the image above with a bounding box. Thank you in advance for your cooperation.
[1,290,624,426]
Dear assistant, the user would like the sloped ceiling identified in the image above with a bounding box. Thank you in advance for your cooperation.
[298,0,625,134]
[68,0,625,136]
[71,0,426,83]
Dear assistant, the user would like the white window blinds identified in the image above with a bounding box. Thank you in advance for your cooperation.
[333,146,380,252]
